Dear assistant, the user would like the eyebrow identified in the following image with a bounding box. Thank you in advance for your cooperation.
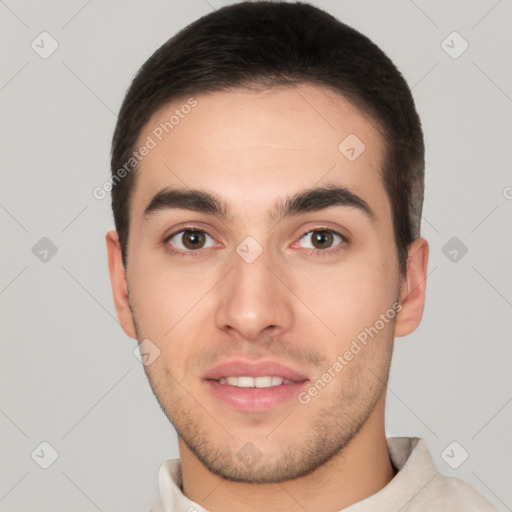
[143,185,376,223]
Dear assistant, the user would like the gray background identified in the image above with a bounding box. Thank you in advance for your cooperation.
[1,0,511,510]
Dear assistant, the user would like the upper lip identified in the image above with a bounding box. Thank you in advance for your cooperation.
[203,358,309,382]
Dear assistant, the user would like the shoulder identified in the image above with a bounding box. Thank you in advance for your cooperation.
[387,437,497,511]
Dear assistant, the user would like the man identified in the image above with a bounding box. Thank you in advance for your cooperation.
[106,2,495,510]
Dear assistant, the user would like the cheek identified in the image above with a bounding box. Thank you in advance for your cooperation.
[127,256,220,374]
[128,250,215,332]
[288,249,398,346]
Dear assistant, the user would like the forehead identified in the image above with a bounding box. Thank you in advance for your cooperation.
[131,84,390,223]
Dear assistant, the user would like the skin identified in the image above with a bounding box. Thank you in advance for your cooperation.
[106,84,428,512]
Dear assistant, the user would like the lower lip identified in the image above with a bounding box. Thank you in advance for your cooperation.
[204,379,309,411]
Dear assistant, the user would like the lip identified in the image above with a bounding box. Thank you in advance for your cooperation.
[202,358,310,412]
[203,358,309,381]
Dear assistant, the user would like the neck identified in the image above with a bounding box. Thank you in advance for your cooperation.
[179,397,395,512]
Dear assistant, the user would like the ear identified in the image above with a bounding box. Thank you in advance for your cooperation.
[106,230,137,339]
[394,236,429,338]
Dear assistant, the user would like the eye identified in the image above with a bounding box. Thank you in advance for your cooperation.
[166,229,215,251]
[298,229,345,251]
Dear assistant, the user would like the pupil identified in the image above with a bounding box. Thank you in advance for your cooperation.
[313,231,332,249]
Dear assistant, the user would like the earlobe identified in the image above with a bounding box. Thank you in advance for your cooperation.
[105,231,138,339]
[394,237,429,338]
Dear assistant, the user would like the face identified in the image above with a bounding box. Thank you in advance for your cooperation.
[107,84,426,483]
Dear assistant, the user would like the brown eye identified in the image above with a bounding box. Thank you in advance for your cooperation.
[182,231,206,249]
[311,231,334,249]
[167,230,214,251]
[298,230,344,251]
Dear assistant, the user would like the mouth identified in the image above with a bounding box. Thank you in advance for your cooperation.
[202,359,310,411]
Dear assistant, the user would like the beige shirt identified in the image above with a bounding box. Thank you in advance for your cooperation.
[149,437,496,511]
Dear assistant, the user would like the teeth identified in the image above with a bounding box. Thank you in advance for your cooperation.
[255,376,273,388]
[218,376,287,388]
[237,376,255,388]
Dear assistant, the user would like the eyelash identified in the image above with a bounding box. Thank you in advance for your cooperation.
[163,226,348,258]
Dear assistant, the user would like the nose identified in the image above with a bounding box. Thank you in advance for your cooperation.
[215,244,294,341]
